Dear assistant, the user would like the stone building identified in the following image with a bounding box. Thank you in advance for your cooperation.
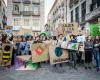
[7,0,45,32]
[0,0,7,29]
[67,0,100,35]
[47,0,67,35]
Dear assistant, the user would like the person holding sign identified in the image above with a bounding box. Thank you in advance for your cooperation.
[54,34,64,67]
[84,36,93,69]
[93,36,100,72]
[68,35,78,69]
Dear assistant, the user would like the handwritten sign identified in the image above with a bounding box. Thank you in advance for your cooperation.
[49,45,69,65]
[31,43,49,63]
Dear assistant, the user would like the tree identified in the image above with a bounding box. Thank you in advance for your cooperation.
[90,24,100,37]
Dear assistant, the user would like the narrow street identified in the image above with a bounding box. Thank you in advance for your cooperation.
[0,0,100,80]
[0,63,100,80]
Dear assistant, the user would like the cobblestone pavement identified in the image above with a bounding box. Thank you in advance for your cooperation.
[0,63,100,80]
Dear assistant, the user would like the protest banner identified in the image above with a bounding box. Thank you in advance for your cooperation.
[65,22,78,35]
[49,45,69,65]
[77,35,86,42]
[43,40,53,49]
[15,55,38,70]
[0,50,2,65]
[67,43,79,51]
[1,44,13,66]
[61,41,68,49]
[31,43,49,63]
[78,43,84,52]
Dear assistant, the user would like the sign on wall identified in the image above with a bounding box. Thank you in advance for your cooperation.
[49,45,69,65]
[31,43,49,63]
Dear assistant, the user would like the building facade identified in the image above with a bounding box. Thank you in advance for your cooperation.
[47,0,67,35]
[0,0,7,29]
[7,0,45,32]
[67,0,100,34]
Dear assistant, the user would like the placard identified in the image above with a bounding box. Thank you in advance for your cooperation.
[78,43,84,52]
[67,43,79,51]
[0,50,2,65]
[1,44,13,66]
[77,35,86,42]
[31,43,49,63]
[61,41,68,49]
[49,45,69,65]
[65,22,78,35]
[15,55,38,70]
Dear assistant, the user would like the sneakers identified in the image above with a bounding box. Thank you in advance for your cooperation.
[97,68,100,72]
[85,66,92,70]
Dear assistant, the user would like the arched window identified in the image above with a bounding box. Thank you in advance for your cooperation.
[14,5,19,12]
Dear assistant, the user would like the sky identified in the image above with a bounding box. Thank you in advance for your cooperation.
[4,0,55,24]
[45,0,55,23]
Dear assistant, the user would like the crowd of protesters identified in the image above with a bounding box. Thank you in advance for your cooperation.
[0,31,100,72]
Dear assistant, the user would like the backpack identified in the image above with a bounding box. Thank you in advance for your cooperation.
[21,42,26,50]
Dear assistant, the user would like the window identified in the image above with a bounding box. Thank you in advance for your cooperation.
[14,5,19,12]
[97,0,100,7]
[0,24,1,29]
[90,0,100,11]
[0,1,1,6]
[32,19,40,30]
[24,5,30,11]
[71,11,73,22]
[69,0,74,8]
[75,7,79,23]
[32,4,40,15]
[33,19,39,27]
[24,19,29,26]
[81,2,86,22]
[14,18,20,26]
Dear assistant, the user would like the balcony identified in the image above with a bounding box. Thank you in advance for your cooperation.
[22,11,32,16]
[32,0,40,4]
[23,0,31,4]
[74,0,79,4]
[12,0,21,3]
[86,6,100,21]
[32,12,40,16]
[12,10,21,15]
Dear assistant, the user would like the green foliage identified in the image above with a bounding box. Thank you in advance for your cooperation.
[90,24,100,37]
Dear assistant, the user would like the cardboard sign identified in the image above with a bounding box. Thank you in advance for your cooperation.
[67,43,79,51]
[77,35,86,42]
[15,55,38,70]
[31,43,49,63]
[65,22,78,35]
[0,50,2,65]
[49,45,69,65]
[61,41,68,49]
[78,43,84,52]
[1,44,13,66]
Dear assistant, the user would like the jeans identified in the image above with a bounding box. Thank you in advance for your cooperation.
[93,48,100,68]
[69,50,77,68]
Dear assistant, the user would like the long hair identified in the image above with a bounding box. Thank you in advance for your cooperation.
[94,36,100,44]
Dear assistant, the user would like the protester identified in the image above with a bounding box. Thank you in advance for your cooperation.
[68,35,77,69]
[54,34,64,67]
[84,36,93,69]
[93,36,100,72]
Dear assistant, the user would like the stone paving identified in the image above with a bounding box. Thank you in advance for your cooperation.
[0,63,100,80]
